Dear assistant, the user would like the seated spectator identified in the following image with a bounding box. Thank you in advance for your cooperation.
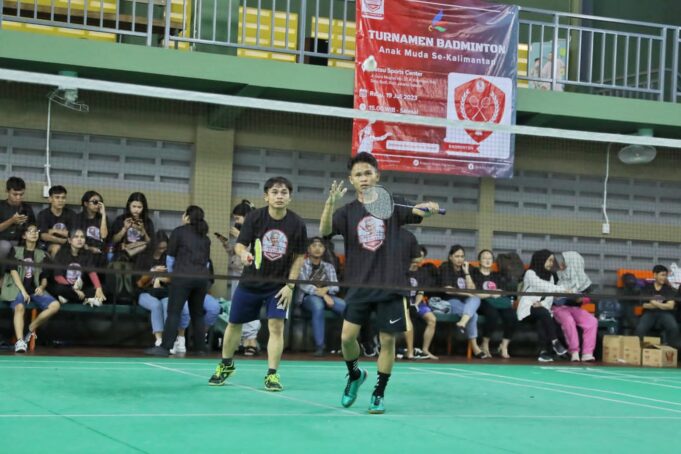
[406,245,438,360]
[517,250,569,362]
[297,236,346,356]
[0,177,36,278]
[47,228,106,306]
[553,252,598,362]
[37,185,75,256]
[438,245,485,358]
[635,265,680,348]
[1,223,59,353]
[473,249,516,359]
[110,192,154,263]
[74,191,109,266]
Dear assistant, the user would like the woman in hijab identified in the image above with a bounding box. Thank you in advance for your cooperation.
[553,252,598,362]
[517,249,570,362]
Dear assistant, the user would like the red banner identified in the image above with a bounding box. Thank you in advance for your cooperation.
[352,0,518,178]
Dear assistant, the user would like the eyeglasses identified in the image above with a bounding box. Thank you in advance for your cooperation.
[89,200,102,205]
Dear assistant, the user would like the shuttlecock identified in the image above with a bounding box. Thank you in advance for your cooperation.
[362,55,378,72]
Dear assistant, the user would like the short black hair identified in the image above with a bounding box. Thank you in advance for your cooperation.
[264,176,293,193]
[419,245,428,257]
[653,265,668,274]
[347,152,379,172]
[49,185,67,196]
[232,199,255,216]
[478,249,494,261]
[6,176,26,192]
[308,236,325,246]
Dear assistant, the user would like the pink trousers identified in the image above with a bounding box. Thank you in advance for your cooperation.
[552,305,598,354]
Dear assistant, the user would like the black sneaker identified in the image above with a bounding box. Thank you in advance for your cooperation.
[552,340,568,357]
[538,351,554,362]
[313,347,325,357]
[208,362,236,386]
[144,346,170,357]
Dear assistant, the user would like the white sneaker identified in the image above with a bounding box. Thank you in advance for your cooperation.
[58,296,68,304]
[154,338,162,347]
[23,331,36,344]
[84,297,103,307]
[15,339,28,353]
[581,353,595,362]
[571,352,580,362]
[170,336,186,354]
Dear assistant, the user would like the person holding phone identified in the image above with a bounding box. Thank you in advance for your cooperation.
[0,177,36,276]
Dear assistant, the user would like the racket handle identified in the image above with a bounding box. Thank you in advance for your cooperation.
[420,207,447,215]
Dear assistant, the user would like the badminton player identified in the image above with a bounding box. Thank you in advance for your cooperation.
[209,177,307,391]
[320,152,439,414]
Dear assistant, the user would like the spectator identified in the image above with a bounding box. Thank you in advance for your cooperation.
[37,185,75,256]
[472,249,516,359]
[0,177,36,277]
[540,52,566,91]
[406,245,438,360]
[297,236,346,356]
[74,191,109,266]
[110,192,154,263]
[517,250,569,362]
[47,228,106,306]
[553,252,598,362]
[438,245,486,358]
[1,223,59,353]
[635,265,680,348]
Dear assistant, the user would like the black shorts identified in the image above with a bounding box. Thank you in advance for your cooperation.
[344,290,410,333]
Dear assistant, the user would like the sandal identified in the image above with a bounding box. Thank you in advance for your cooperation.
[244,346,258,356]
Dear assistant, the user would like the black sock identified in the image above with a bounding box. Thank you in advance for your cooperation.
[373,372,390,397]
[346,359,361,380]
[222,358,233,366]
[267,368,277,376]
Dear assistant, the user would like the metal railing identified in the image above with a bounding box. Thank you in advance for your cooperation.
[1,0,680,102]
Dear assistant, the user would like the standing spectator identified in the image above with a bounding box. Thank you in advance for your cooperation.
[553,252,598,362]
[298,236,346,357]
[517,250,569,362]
[37,185,75,256]
[472,250,516,359]
[635,265,680,348]
[74,191,109,266]
[110,192,154,262]
[438,245,486,358]
[0,177,36,277]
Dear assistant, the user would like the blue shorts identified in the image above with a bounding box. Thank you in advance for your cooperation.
[416,303,432,318]
[228,285,287,324]
[11,292,57,311]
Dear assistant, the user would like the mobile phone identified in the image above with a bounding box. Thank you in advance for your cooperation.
[214,232,228,242]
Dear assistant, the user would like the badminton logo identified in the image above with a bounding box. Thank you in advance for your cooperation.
[87,226,101,241]
[66,263,82,285]
[357,216,385,251]
[429,10,446,32]
[262,229,288,261]
[482,280,498,291]
[127,227,143,243]
[23,257,34,279]
[361,0,384,19]
[457,277,466,289]
[454,77,506,143]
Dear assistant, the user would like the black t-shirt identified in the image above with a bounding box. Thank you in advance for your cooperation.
[439,262,470,298]
[74,212,109,248]
[237,207,308,292]
[37,207,76,241]
[641,282,676,311]
[53,246,93,285]
[0,200,36,242]
[331,198,422,302]
[110,214,155,248]
[471,267,504,294]
[408,266,436,305]
[168,225,211,276]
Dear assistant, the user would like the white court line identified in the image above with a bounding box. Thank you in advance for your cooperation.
[2,413,681,420]
[551,368,681,391]
[584,367,681,388]
[410,367,681,414]
[143,362,359,416]
[0,366,430,375]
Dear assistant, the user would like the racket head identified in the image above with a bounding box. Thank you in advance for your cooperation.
[254,238,263,270]
[361,185,394,220]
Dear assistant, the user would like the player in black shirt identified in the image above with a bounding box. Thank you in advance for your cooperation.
[0,177,36,277]
[635,265,680,347]
[37,185,76,256]
[209,177,307,391]
[145,206,212,357]
[320,152,439,414]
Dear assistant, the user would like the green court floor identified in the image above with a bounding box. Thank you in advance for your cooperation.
[1,357,680,453]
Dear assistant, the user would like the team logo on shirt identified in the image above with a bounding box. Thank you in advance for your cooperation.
[127,227,142,242]
[457,277,466,289]
[54,223,67,231]
[87,226,102,240]
[357,216,385,251]
[409,276,418,298]
[483,280,498,291]
[66,262,82,284]
[23,257,34,280]
[262,229,288,261]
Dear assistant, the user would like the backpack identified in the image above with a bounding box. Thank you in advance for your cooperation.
[103,260,137,304]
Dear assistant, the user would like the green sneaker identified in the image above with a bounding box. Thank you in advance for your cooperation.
[341,369,367,408]
[368,394,385,414]
[208,362,236,386]
[264,373,284,392]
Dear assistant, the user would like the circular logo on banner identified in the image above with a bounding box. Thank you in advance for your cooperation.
[457,277,466,289]
[262,229,288,262]
[357,216,386,251]
[66,262,82,285]
[454,77,506,143]
[483,280,498,291]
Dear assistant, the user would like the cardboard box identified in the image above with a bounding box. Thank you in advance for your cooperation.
[642,338,678,368]
[602,335,642,366]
